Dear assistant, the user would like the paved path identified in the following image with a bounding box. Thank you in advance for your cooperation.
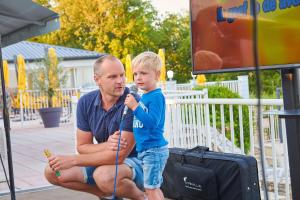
[0,186,98,200]
[0,121,173,199]
[0,122,75,194]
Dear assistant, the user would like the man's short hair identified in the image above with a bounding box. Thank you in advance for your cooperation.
[93,54,119,75]
[132,51,162,72]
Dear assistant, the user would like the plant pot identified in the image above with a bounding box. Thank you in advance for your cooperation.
[39,107,62,128]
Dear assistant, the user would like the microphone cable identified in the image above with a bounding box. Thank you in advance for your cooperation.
[112,86,138,199]
[250,0,269,199]
[112,115,125,200]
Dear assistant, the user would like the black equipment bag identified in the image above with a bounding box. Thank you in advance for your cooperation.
[161,146,261,200]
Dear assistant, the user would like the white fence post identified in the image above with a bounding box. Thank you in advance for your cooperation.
[166,80,177,90]
[203,89,211,149]
[238,75,249,98]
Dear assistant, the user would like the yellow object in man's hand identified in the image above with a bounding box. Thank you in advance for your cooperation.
[44,149,61,177]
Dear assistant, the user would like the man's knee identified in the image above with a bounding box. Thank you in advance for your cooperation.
[44,165,59,185]
[93,166,114,193]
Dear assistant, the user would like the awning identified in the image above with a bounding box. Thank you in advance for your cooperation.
[0,0,60,47]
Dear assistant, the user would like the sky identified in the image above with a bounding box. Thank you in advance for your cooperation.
[150,0,189,16]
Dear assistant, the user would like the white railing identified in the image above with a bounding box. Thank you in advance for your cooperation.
[175,83,194,91]
[203,80,240,93]
[164,97,290,199]
[11,88,80,126]
[163,89,208,100]
[160,79,243,95]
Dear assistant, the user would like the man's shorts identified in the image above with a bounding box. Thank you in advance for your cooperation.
[82,157,144,190]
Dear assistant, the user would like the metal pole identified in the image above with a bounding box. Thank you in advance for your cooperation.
[275,87,283,143]
[281,68,300,200]
[0,37,16,200]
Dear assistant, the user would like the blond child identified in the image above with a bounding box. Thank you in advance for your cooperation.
[125,51,169,200]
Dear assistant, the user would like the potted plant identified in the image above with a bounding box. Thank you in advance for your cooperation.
[33,48,67,128]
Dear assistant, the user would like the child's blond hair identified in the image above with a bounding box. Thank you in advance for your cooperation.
[132,51,162,72]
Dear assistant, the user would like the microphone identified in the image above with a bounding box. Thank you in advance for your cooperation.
[123,85,138,117]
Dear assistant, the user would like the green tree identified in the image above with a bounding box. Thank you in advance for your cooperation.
[248,70,281,98]
[32,0,158,63]
[33,1,194,83]
[155,14,191,83]
[206,72,245,82]
[33,0,51,8]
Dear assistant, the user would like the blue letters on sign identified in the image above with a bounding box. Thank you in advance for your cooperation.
[263,0,277,12]
[279,0,300,9]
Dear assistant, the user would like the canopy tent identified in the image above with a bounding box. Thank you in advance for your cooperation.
[0,0,59,47]
[0,1,60,199]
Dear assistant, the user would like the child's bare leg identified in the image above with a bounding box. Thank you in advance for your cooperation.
[158,188,164,199]
[145,188,164,200]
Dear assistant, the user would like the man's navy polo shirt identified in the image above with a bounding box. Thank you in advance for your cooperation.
[77,87,137,157]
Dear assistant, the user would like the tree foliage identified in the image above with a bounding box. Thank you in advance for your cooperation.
[248,70,281,98]
[205,70,281,98]
[32,0,192,79]
[32,0,159,63]
[155,14,191,83]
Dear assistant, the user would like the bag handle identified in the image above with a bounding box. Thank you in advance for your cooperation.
[180,146,209,164]
[185,146,209,153]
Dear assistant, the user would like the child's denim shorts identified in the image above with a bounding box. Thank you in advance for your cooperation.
[137,145,169,189]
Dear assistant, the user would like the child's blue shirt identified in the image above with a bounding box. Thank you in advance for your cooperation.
[133,88,168,152]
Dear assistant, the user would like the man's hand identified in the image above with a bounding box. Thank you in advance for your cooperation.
[48,155,76,171]
[125,94,138,111]
[107,131,128,151]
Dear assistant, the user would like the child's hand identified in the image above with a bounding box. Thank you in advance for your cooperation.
[125,94,138,111]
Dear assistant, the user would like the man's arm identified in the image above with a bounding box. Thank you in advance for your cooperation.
[49,130,135,171]
[75,130,135,166]
[76,128,129,154]
[76,128,107,154]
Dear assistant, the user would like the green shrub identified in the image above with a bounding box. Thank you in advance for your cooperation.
[194,85,250,153]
